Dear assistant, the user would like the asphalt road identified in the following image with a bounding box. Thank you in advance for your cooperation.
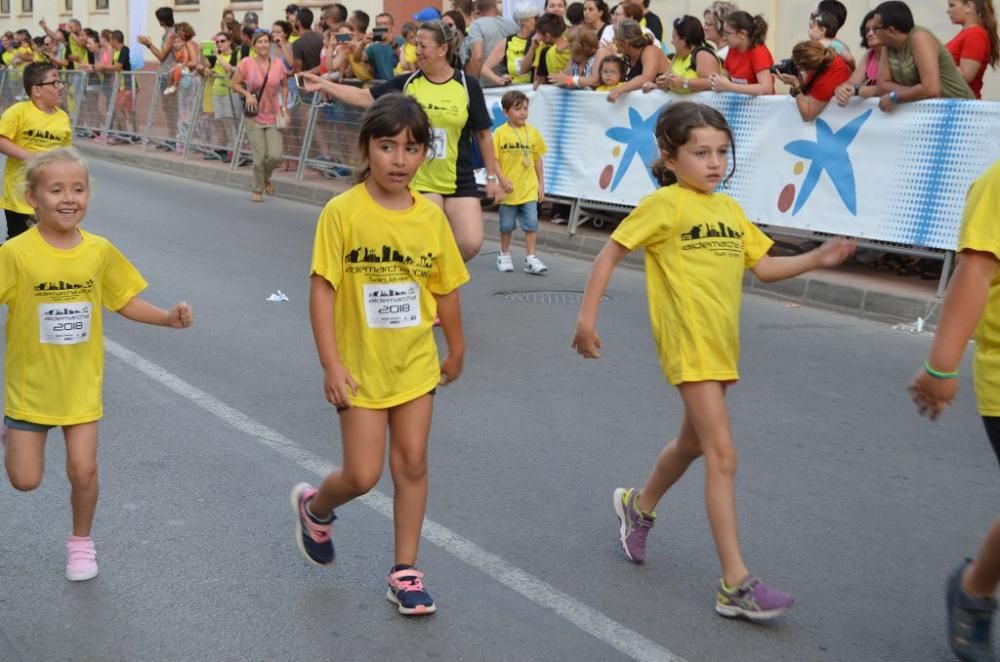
[0,158,996,662]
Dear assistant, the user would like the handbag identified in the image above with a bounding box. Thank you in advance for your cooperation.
[242,58,271,118]
[275,107,289,129]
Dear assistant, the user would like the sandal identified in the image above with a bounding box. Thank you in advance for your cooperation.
[264,181,274,196]
[251,191,263,203]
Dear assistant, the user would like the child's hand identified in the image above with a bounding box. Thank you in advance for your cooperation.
[440,353,463,385]
[908,369,958,421]
[323,362,359,408]
[572,324,602,359]
[499,176,514,194]
[166,302,193,328]
[813,237,856,268]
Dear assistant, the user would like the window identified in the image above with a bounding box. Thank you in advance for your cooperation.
[94,0,107,9]
[0,0,9,13]
[175,0,198,5]
[65,0,71,11]
[20,0,30,12]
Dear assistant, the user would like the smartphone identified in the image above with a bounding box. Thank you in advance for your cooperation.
[295,73,305,88]
[372,27,387,42]
[201,40,215,57]
[335,33,351,43]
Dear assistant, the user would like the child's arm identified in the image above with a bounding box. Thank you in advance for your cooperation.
[534,158,545,203]
[0,136,37,162]
[750,237,855,283]
[117,298,193,328]
[309,275,358,408]
[909,250,999,419]
[435,289,465,384]
[573,239,630,358]
[494,159,514,194]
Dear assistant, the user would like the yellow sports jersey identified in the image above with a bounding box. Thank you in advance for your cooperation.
[0,101,72,214]
[0,228,147,425]
[504,34,532,84]
[394,42,417,75]
[1,51,13,66]
[545,44,572,76]
[958,160,1000,415]
[310,183,470,408]
[68,37,89,68]
[493,122,546,206]
[611,185,773,385]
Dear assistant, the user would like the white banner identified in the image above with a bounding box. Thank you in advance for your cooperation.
[481,86,1000,250]
[128,0,149,70]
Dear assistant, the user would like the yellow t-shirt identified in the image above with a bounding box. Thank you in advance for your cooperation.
[394,42,417,75]
[504,34,533,85]
[958,160,1000,415]
[310,183,470,409]
[493,122,546,206]
[610,185,773,385]
[349,53,374,82]
[0,227,147,425]
[68,36,89,68]
[0,101,72,214]
[545,43,572,76]
[595,83,622,91]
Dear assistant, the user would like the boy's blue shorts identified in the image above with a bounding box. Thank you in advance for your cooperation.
[498,202,539,234]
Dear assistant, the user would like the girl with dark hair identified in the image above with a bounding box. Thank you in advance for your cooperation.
[573,100,854,621]
[138,8,179,149]
[833,11,883,106]
[709,10,774,95]
[291,93,468,617]
[301,20,501,262]
[651,15,722,93]
[946,0,999,99]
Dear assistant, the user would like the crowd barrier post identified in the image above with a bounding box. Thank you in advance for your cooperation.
[99,72,120,140]
[229,114,248,172]
[294,94,322,181]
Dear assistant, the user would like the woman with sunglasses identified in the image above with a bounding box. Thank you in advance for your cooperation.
[207,32,241,160]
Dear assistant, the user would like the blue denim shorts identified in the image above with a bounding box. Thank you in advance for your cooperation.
[498,202,539,234]
[4,416,54,432]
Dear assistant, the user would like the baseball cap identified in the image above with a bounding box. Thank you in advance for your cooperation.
[412,7,442,21]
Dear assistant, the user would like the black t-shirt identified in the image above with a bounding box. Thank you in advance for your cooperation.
[643,11,663,42]
[115,46,131,71]
[291,31,324,71]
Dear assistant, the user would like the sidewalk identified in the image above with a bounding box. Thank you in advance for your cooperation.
[76,140,941,327]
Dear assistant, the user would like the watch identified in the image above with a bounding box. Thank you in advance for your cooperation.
[682,79,689,90]
[486,175,498,182]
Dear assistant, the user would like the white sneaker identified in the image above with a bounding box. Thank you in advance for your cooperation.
[497,253,514,272]
[163,85,177,96]
[524,255,548,274]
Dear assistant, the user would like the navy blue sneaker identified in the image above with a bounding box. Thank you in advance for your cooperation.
[947,558,997,662]
[290,483,335,566]
[386,566,436,616]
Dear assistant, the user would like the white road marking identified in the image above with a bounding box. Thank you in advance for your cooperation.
[105,338,687,662]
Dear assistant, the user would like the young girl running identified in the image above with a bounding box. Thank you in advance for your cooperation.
[0,148,193,582]
[291,93,468,616]
[908,158,1000,661]
[572,101,855,620]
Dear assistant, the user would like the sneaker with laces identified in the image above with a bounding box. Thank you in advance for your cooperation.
[947,558,997,661]
[65,535,98,581]
[524,255,548,274]
[386,566,436,615]
[613,487,655,563]
[497,253,514,272]
[290,482,336,566]
[716,576,794,621]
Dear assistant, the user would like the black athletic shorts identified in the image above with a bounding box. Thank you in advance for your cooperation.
[982,417,1000,467]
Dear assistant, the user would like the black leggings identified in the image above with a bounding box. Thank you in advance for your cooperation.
[4,210,32,241]
[982,417,1000,467]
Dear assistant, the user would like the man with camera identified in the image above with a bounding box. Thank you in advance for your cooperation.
[359,13,400,81]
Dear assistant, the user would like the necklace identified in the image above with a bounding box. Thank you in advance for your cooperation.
[513,124,531,167]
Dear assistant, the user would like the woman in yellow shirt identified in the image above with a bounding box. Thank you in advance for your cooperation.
[573,101,854,620]
[649,15,722,94]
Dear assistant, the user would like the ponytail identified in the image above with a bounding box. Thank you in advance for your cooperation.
[975,0,999,68]
[725,11,767,47]
[751,14,768,46]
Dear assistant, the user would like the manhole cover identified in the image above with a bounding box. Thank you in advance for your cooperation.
[495,290,610,305]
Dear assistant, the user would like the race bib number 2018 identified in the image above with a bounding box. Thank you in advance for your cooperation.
[364,282,420,329]
[39,302,92,345]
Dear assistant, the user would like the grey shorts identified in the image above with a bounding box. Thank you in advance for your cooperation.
[4,416,55,432]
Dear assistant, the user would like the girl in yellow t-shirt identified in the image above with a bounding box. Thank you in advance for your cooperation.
[292,94,468,617]
[573,101,854,620]
[908,159,1000,660]
[0,148,193,583]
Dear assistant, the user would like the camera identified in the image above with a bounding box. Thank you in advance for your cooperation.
[372,27,388,42]
[770,58,799,77]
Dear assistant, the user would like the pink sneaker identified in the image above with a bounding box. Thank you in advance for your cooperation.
[65,535,98,581]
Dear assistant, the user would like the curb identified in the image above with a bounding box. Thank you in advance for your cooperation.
[79,143,939,327]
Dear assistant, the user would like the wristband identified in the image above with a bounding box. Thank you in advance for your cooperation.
[889,90,899,104]
[853,82,861,95]
[565,75,574,87]
[923,360,959,380]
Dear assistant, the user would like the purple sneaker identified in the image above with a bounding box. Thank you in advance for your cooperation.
[716,576,794,621]
[613,487,655,563]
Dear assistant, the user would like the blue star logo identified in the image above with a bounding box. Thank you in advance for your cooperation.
[489,102,506,132]
[605,106,664,191]
[783,109,872,215]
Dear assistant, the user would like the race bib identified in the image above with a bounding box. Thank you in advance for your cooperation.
[39,302,92,345]
[363,282,420,329]
[430,128,447,160]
